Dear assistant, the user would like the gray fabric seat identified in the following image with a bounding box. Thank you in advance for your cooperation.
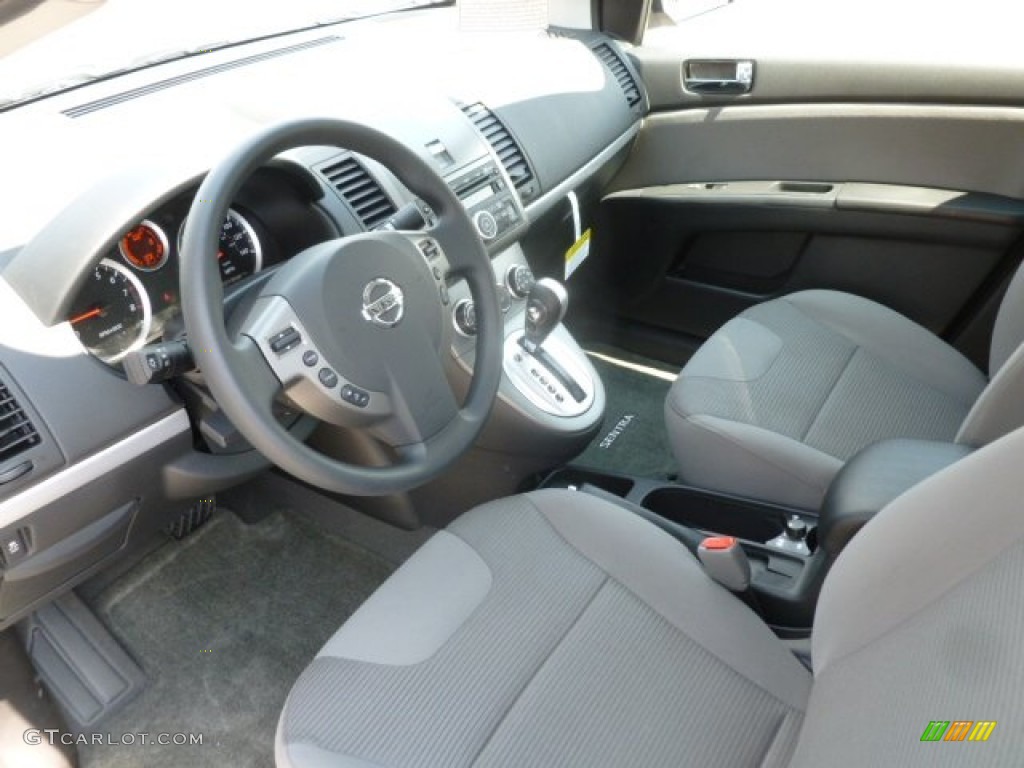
[665,286,1024,510]
[278,434,1024,766]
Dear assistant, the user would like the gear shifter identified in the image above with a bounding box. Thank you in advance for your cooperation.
[523,278,568,353]
[516,278,586,404]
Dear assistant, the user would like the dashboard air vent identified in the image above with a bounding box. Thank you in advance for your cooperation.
[0,381,40,464]
[321,156,397,230]
[460,102,538,203]
[592,42,642,109]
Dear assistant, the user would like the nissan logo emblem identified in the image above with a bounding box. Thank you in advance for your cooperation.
[361,278,405,328]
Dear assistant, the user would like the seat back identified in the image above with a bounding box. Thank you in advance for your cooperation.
[989,262,1024,376]
[956,263,1024,446]
[786,428,1024,765]
[790,425,1024,765]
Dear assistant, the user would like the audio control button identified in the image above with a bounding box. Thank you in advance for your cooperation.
[473,210,498,240]
[453,300,477,336]
[506,264,535,298]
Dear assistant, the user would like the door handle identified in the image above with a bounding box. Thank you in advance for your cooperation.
[684,60,754,94]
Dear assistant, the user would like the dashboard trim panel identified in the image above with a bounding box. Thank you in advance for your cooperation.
[0,410,190,530]
[524,122,640,221]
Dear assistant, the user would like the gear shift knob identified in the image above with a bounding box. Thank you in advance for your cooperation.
[524,277,568,350]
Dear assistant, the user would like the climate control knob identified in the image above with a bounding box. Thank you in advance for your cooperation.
[505,264,536,299]
[473,210,499,241]
[453,299,477,336]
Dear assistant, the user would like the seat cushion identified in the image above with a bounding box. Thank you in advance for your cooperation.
[665,290,986,510]
[276,489,811,768]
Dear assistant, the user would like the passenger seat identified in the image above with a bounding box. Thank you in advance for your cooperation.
[665,271,1024,510]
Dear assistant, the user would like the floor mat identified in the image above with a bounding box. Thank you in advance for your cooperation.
[574,348,679,479]
[79,511,394,768]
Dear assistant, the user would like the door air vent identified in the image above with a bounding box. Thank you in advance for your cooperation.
[320,156,397,230]
[460,102,538,203]
[592,42,642,109]
[0,381,40,464]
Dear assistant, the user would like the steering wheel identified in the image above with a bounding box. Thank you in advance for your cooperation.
[179,118,502,495]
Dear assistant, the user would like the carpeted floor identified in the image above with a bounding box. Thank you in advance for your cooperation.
[574,347,679,479]
[79,510,395,768]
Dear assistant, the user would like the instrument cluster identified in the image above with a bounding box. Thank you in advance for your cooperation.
[67,201,266,363]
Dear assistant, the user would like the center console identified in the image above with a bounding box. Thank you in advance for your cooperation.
[540,465,827,634]
[442,152,603,439]
[447,250,604,450]
[539,435,976,636]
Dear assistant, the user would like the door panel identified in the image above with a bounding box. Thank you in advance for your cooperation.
[610,106,1024,200]
[587,37,1024,371]
[596,182,1021,363]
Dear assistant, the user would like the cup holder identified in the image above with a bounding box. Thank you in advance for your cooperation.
[541,467,635,498]
[641,486,786,543]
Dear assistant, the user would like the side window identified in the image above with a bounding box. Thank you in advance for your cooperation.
[653,0,731,27]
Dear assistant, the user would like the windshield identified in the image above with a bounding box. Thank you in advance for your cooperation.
[0,0,447,106]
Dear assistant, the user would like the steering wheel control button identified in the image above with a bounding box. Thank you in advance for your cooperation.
[361,278,405,328]
[439,284,450,306]
[341,384,370,408]
[419,239,441,261]
[302,350,319,367]
[318,368,339,389]
[269,326,302,355]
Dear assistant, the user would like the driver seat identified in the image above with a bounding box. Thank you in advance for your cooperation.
[277,426,1024,767]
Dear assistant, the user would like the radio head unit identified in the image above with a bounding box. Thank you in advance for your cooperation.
[447,158,527,249]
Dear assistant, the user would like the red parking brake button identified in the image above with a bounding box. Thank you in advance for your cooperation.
[702,536,737,551]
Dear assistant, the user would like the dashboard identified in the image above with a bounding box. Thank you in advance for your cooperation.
[64,168,338,364]
[0,7,645,627]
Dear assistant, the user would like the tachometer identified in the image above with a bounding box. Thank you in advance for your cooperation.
[119,220,169,271]
[68,259,152,363]
[179,208,262,286]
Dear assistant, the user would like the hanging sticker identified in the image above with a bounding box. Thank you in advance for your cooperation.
[565,228,591,279]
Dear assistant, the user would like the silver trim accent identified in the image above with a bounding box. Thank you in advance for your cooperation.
[502,330,595,418]
[0,410,190,530]
[452,299,476,338]
[119,219,170,272]
[74,258,153,364]
[178,207,264,281]
[505,264,535,299]
[524,123,640,221]
[684,59,755,94]
[243,295,390,423]
[473,210,498,240]
[226,207,264,275]
[361,278,405,328]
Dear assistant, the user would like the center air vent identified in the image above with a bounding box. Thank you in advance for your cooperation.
[460,102,538,203]
[592,42,642,109]
[0,381,40,465]
[320,156,397,230]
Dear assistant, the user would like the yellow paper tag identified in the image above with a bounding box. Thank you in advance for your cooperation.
[565,228,591,279]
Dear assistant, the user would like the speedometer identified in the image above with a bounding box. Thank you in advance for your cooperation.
[67,259,152,363]
[179,208,262,286]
